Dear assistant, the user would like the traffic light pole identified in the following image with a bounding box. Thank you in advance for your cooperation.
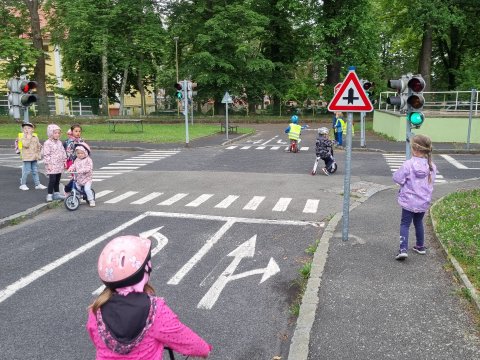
[360,111,366,147]
[405,88,413,160]
[183,80,189,147]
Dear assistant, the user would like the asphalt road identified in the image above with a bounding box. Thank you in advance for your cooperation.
[0,128,479,359]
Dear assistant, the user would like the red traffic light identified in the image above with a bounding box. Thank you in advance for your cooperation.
[174,82,182,90]
[19,80,37,93]
[407,76,425,93]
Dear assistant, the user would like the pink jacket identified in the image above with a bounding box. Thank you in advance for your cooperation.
[87,297,212,359]
[69,156,93,186]
[42,138,67,174]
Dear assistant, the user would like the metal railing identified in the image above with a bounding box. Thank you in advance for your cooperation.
[378,90,479,115]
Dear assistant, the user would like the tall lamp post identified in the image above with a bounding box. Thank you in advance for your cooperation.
[174,37,179,117]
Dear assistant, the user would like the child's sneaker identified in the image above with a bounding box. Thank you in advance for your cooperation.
[412,246,426,255]
[89,200,96,207]
[35,184,47,190]
[19,184,29,191]
[46,194,53,202]
[322,168,330,176]
[395,250,408,260]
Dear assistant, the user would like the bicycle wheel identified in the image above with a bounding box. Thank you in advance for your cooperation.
[65,195,80,211]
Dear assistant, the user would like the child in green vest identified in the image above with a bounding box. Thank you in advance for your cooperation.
[16,122,46,190]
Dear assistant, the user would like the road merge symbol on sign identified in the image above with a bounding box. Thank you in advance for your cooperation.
[328,71,374,112]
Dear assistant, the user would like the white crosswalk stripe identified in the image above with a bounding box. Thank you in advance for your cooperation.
[272,197,292,212]
[243,196,266,210]
[383,153,446,183]
[93,191,326,215]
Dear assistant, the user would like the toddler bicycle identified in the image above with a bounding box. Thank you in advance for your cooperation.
[64,172,96,211]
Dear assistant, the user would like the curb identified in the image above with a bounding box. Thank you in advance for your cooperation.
[0,202,52,229]
[430,197,480,313]
[287,183,392,360]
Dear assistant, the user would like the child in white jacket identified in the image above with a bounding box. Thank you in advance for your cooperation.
[67,143,95,207]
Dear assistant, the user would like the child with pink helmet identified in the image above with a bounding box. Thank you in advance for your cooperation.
[87,235,212,359]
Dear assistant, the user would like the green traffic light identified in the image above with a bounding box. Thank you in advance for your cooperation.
[408,112,424,127]
[176,91,183,100]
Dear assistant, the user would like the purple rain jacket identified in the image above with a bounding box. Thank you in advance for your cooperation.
[392,156,437,213]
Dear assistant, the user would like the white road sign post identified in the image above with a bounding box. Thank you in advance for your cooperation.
[222,91,233,140]
[328,67,373,241]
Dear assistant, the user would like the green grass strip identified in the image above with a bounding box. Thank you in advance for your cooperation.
[0,123,252,143]
[431,189,480,291]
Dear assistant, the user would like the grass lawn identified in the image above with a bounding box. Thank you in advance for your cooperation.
[431,189,480,292]
[0,123,253,143]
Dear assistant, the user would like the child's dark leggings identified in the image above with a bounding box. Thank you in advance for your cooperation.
[48,173,62,194]
[399,208,425,251]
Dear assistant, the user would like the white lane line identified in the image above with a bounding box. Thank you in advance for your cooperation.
[440,154,469,169]
[186,194,214,207]
[0,213,149,304]
[104,191,138,204]
[131,192,163,205]
[303,199,319,213]
[226,146,237,150]
[300,147,309,151]
[271,146,280,150]
[256,146,266,150]
[109,162,150,166]
[240,146,251,150]
[261,136,277,146]
[158,193,188,206]
[94,190,114,199]
[168,219,236,285]
[214,195,239,209]
[92,175,114,178]
[92,179,105,182]
[243,196,265,210]
[272,198,292,212]
[100,166,139,170]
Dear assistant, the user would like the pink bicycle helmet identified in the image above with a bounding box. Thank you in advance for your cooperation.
[98,236,152,289]
[74,142,91,155]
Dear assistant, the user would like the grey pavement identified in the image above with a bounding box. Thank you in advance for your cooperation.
[1,123,479,359]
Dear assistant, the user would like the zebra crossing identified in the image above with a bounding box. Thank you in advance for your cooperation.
[382,153,446,183]
[92,190,324,214]
[226,145,310,151]
[63,149,180,183]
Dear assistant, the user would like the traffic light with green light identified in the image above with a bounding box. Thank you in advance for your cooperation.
[174,82,183,100]
[406,75,425,128]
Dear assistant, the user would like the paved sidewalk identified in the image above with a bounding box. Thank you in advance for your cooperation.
[289,178,480,360]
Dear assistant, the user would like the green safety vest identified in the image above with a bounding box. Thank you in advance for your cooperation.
[288,123,301,140]
[17,132,39,151]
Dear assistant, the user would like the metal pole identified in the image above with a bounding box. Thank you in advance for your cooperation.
[342,112,353,241]
[184,80,189,147]
[466,88,476,150]
[174,37,180,118]
[360,111,366,147]
[405,88,412,160]
[225,102,229,140]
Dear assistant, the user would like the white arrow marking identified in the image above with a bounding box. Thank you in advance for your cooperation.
[197,235,280,310]
[92,226,168,295]
[276,139,288,144]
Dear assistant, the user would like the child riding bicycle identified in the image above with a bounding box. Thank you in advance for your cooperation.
[65,143,95,207]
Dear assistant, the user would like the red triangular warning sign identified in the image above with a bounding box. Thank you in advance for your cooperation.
[328,71,374,112]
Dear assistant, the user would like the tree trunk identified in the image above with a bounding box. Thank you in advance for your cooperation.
[272,95,281,116]
[418,24,432,91]
[24,0,49,116]
[101,36,109,116]
[248,102,256,115]
[119,66,128,116]
[137,69,146,116]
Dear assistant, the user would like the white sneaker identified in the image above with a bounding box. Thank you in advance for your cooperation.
[46,194,53,202]
[89,200,96,207]
[35,184,47,190]
[19,185,29,191]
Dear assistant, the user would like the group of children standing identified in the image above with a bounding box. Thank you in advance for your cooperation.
[16,122,95,206]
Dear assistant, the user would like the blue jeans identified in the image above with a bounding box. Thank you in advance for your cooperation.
[399,208,425,251]
[21,161,40,186]
[336,131,343,146]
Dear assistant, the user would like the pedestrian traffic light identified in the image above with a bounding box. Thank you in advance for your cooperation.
[386,75,409,110]
[174,82,183,100]
[406,75,425,128]
[19,80,38,107]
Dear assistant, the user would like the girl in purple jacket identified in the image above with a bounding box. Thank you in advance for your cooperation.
[393,135,437,260]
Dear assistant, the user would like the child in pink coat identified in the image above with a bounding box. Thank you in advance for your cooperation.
[42,124,67,202]
[66,142,95,207]
[87,235,212,359]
